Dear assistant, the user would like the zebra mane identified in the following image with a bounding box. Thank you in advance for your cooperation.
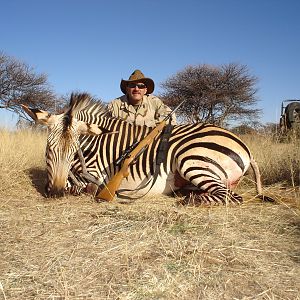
[68,93,108,119]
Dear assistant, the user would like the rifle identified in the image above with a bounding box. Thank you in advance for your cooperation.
[95,100,185,201]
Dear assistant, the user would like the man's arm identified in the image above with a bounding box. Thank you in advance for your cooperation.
[151,95,177,125]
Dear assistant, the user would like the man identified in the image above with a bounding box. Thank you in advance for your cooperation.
[83,71,177,196]
[108,69,176,127]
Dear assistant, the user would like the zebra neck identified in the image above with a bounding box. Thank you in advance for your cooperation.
[100,117,154,141]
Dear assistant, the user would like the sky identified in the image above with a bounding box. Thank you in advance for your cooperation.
[0,0,299,128]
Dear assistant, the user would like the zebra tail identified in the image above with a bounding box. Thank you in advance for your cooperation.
[250,158,275,202]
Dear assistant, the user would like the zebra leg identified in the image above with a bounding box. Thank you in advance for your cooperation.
[66,185,84,196]
[179,186,243,206]
[65,182,99,196]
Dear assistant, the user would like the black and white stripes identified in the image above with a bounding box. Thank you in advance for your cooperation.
[22,93,266,205]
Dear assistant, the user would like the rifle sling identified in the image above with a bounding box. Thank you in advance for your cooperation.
[156,123,174,166]
[116,123,174,199]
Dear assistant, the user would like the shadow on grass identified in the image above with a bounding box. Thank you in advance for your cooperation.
[28,168,47,197]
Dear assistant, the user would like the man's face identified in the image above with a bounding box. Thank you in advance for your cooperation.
[126,82,147,105]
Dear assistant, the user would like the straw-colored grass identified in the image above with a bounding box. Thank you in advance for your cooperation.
[242,134,300,187]
[0,129,299,300]
[0,129,46,197]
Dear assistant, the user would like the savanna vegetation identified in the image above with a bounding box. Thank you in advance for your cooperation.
[0,128,299,300]
[1,52,265,130]
[0,51,299,299]
[161,64,260,126]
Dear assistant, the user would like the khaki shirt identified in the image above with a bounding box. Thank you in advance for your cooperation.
[107,94,176,127]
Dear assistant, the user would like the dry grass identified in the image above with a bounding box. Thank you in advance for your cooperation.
[242,134,300,187]
[0,129,46,197]
[0,129,299,300]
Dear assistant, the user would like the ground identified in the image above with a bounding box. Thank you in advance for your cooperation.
[1,182,299,300]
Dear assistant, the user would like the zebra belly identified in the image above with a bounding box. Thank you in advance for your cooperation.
[116,170,177,198]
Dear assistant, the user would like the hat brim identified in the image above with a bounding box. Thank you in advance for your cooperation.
[120,78,154,94]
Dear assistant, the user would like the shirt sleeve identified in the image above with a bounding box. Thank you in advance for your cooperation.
[107,98,122,119]
[150,95,177,125]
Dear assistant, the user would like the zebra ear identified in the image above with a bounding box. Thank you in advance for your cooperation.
[77,121,118,136]
[21,104,54,126]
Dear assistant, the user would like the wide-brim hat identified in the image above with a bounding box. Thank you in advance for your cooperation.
[120,69,155,94]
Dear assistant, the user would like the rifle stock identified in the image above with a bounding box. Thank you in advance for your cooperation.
[95,163,130,201]
[95,119,167,201]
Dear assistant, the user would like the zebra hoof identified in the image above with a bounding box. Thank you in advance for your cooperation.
[256,194,275,203]
[84,183,99,196]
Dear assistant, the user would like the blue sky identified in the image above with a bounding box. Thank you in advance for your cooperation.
[0,0,299,127]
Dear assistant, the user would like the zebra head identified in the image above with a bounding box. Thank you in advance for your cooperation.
[21,93,105,197]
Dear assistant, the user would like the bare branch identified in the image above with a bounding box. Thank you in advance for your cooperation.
[0,52,63,122]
